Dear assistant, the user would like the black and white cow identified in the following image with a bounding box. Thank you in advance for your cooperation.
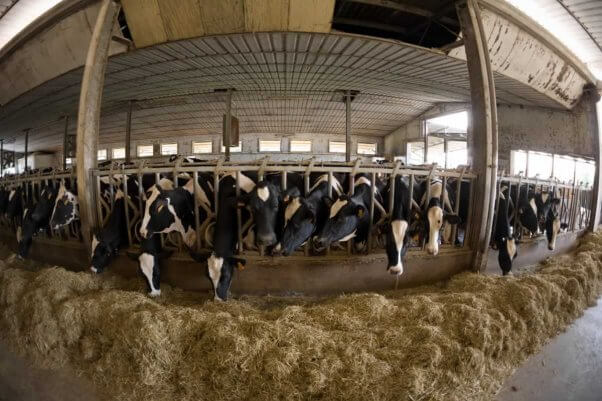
[275,173,343,256]
[384,176,412,275]
[90,189,129,273]
[493,186,518,275]
[50,180,79,230]
[412,179,460,256]
[197,173,250,301]
[313,174,382,252]
[127,234,173,296]
[18,184,58,258]
[544,196,564,251]
[242,172,303,248]
[511,185,539,235]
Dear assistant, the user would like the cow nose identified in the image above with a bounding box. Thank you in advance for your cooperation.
[548,245,555,251]
[388,264,403,275]
[257,232,276,246]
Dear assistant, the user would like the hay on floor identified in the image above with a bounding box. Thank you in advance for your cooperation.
[0,233,601,401]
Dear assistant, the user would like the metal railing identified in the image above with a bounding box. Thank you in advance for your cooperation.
[92,158,477,257]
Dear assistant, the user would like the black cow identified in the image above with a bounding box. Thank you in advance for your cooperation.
[18,184,58,258]
[412,179,460,256]
[384,176,412,275]
[0,187,10,216]
[194,173,247,301]
[275,173,343,256]
[493,186,518,275]
[314,174,382,252]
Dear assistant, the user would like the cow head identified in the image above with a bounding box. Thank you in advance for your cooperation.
[497,235,518,275]
[518,196,539,234]
[545,198,563,250]
[127,234,173,297]
[90,232,118,273]
[50,184,78,229]
[385,219,410,275]
[140,185,174,238]
[415,198,460,256]
[313,195,365,251]
[277,200,316,256]
[193,252,245,301]
[243,181,280,246]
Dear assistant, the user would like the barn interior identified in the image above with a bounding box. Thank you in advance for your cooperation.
[0,0,601,400]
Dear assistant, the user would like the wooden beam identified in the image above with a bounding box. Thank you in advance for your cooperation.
[76,0,121,248]
[346,0,459,27]
[333,17,407,34]
[457,0,498,272]
[439,39,464,52]
[584,84,601,231]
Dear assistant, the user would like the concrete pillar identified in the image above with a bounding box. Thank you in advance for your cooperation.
[584,84,601,231]
[76,0,121,247]
[457,0,499,271]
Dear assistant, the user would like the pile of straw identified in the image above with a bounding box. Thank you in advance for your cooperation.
[0,232,601,401]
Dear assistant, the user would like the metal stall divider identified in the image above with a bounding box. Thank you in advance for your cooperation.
[452,166,467,247]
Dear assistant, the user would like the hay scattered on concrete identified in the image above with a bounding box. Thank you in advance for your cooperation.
[0,233,601,401]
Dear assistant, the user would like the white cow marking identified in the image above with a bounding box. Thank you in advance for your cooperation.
[224,172,255,193]
[139,253,160,296]
[338,230,356,242]
[329,199,348,218]
[389,219,408,275]
[22,208,28,219]
[257,186,270,202]
[90,266,98,273]
[114,189,124,200]
[91,235,99,258]
[16,226,22,243]
[541,193,549,204]
[140,186,162,238]
[506,237,517,259]
[355,176,372,188]
[183,179,211,207]
[8,189,15,202]
[309,174,343,195]
[207,254,224,301]
[529,197,538,215]
[284,197,301,226]
[426,206,443,255]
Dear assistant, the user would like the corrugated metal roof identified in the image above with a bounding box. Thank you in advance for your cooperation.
[504,0,602,79]
[0,31,574,152]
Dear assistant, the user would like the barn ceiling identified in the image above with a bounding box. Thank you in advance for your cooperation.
[0,31,571,152]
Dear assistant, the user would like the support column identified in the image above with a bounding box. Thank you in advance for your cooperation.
[125,100,133,163]
[457,0,498,272]
[224,89,232,162]
[76,0,120,247]
[23,129,29,172]
[63,116,69,170]
[0,139,3,177]
[584,84,601,231]
[345,90,351,163]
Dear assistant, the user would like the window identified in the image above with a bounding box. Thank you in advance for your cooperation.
[446,140,467,168]
[407,141,425,165]
[290,140,312,152]
[259,140,281,152]
[161,143,178,156]
[553,155,575,183]
[221,140,242,153]
[112,148,126,159]
[137,145,154,158]
[426,137,445,166]
[329,141,346,153]
[575,159,595,186]
[358,142,377,155]
[528,151,553,179]
[193,141,213,154]
[97,149,107,161]
[426,111,468,135]
[511,150,527,176]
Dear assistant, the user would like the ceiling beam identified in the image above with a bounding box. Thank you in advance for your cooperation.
[344,0,459,27]
[333,17,407,34]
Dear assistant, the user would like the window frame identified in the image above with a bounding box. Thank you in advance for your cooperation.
[137,144,154,158]
[357,142,377,156]
[328,140,346,154]
[160,143,178,156]
[192,141,213,154]
[258,139,282,153]
[97,149,107,161]
[290,139,312,153]
[112,147,126,160]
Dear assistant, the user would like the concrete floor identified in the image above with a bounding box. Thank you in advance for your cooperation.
[497,299,602,401]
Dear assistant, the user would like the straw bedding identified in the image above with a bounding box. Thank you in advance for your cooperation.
[0,233,601,401]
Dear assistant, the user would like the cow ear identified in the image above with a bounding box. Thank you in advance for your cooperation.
[355,204,366,218]
[322,196,334,209]
[444,214,461,224]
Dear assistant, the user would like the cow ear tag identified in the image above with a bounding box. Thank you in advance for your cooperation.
[236,262,245,270]
[357,208,365,218]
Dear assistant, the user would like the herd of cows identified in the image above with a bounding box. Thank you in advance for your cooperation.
[0,160,569,301]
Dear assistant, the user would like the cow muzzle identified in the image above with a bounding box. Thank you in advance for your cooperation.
[257,232,277,247]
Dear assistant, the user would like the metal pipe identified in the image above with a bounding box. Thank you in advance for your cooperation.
[225,89,232,162]
[367,172,376,253]
[345,90,351,163]
[122,166,132,246]
[1,139,3,177]
[235,171,242,253]
[125,100,133,164]
[23,129,29,172]
[193,171,201,251]
[63,116,69,170]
